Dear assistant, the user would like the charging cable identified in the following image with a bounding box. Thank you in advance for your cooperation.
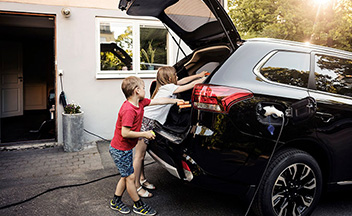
[263,105,284,118]
[1,130,136,209]
[0,161,156,210]
[0,173,118,210]
[84,129,110,142]
[244,106,285,216]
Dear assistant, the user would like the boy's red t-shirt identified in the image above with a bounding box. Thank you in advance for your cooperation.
[111,98,151,151]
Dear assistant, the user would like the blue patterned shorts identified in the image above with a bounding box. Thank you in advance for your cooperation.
[109,145,134,177]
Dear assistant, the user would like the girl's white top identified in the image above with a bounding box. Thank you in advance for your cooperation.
[144,83,179,124]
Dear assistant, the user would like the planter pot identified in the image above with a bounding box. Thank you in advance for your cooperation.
[62,112,84,152]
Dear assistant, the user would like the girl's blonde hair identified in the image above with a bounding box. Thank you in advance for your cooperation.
[151,66,177,99]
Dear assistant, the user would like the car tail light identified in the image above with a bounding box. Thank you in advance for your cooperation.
[181,161,191,171]
[192,84,253,113]
[181,161,193,182]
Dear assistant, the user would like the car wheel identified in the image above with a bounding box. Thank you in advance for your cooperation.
[253,148,322,216]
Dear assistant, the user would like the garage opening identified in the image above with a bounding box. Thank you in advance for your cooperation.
[0,12,56,144]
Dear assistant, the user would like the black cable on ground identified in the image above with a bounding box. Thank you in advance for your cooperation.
[84,129,110,142]
[0,161,156,210]
[0,173,118,210]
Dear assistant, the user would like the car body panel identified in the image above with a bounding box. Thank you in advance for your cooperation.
[310,91,352,182]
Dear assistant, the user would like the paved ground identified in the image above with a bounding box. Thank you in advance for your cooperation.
[1,141,352,216]
[0,143,103,179]
[0,141,130,216]
[0,141,247,216]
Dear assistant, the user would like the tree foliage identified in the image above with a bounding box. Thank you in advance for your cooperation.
[101,26,133,70]
[228,0,352,51]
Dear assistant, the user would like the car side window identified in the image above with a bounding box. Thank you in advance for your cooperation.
[260,51,310,87]
[314,54,352,97]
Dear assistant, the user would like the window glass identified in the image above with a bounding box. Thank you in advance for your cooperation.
[164,0,216,32]
[260,52,310,87]
[315,54,352,96]
[100,22,133,71]
[140,26,167,70]
[97,18,171,78]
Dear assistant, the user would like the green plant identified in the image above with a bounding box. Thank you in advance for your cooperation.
[141,40,156,66]
[64,103,81,114]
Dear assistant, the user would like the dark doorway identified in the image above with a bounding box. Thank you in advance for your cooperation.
[0,12,56,144]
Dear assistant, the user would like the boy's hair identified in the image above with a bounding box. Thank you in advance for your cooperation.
[151,66,177,99]
[121,76,144,98]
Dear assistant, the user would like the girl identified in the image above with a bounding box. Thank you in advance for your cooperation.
[133,66,207,197]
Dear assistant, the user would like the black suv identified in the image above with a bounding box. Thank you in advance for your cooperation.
[119,1,352,215]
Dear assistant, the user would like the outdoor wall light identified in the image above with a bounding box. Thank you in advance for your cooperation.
[61,8,71,18]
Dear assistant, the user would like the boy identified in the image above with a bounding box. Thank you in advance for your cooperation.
[109,76,182,215]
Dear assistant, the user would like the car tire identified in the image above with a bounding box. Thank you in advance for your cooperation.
[253,148,322,216]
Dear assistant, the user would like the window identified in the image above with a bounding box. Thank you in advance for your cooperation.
[260,51,310,87]
[165,0,217,32]
[314,54,352,97]
[96,18,170,78]
[140,25,168,70]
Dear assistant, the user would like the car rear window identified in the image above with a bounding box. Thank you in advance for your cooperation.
[260,51,310,88]
[314,54,352,97]
[164,0,216,32]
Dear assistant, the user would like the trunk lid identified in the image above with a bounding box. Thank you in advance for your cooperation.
[119,0,241,50]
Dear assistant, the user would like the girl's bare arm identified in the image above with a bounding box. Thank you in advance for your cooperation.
[177,71,207,85]
[174,77,206,94]
[149,97,183,106]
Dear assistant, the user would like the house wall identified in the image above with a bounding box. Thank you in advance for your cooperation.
[1,0,118,9]
[0,1,192,144]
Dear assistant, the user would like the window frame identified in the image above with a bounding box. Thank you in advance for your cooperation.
[96,17,174,79]
[254,50,311,90]
[312,52,352,97]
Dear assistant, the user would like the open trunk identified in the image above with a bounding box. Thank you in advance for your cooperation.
[119,0,241,181]
[152,45,232,144]
[119,0,241,141]
[119,0,241,50]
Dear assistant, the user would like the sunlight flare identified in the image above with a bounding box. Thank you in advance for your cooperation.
[313,0,331,5]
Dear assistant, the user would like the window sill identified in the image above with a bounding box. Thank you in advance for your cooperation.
[96,71,157,79]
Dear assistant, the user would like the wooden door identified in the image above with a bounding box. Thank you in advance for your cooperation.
[0,41,23,118]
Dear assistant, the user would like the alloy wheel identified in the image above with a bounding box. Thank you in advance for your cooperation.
[271,163,316,216]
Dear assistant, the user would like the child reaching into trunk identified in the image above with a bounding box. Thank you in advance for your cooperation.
[109,76,183,215]
[133,66,207,198]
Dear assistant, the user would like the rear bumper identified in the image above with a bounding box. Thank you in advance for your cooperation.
[147,149,181,179]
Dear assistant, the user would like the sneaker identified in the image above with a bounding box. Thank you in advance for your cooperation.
[133,203,157,215]
[110,199,130,214]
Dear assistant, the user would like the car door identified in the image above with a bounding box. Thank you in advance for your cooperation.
[310,52,352,183]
